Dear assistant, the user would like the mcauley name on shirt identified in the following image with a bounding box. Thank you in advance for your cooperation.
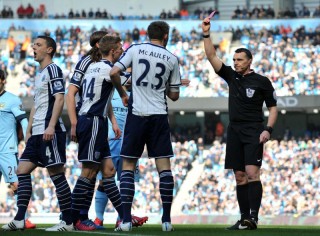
[139,49,170,61]
[88,67,101,74]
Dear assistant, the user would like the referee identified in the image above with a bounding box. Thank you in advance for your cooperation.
[202,17,278,230]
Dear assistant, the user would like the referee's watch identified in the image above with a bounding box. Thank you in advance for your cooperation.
[264,126,273,134]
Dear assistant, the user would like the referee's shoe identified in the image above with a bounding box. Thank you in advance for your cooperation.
[225,219,249,230]
[243,218,258,230]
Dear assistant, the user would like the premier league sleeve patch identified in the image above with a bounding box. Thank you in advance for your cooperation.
[54,81,63,90]
[51,79,65,94]
[72,72,82,82]
[246,88,255,98]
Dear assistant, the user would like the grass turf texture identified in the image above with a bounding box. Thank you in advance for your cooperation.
[1,224,320,236]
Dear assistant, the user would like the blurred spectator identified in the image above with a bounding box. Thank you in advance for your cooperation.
[232,5,242,19]
[17,4,25,18]
[266,5,275,18]
[21,35,31,59]
[313,5,320,17]
[25,3,34,18]
[159,9,167,19]
[180,8,189,19]
[88,8,94,18]
[299,4,311,17]
[81,9,86,18]
[68,9,74,18]
[132,26,140,41]
[95,8,101,18]
[7,36,16,58]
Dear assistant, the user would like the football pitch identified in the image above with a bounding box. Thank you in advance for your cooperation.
[1,224,320,236]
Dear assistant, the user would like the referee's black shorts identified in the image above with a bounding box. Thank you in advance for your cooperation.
[225,122,264,171]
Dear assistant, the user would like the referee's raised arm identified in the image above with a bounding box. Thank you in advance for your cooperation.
[202,17,223,73]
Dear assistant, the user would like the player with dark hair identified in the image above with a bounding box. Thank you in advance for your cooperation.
[2,36,73,231]
[202,17,278,230]
[66,30,109,231]
[110,21,181,232]
[67,32,147,231]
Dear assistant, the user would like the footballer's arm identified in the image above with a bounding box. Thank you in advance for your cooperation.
[66,84,79,142]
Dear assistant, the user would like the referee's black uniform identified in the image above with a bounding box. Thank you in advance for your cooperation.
[217,63,277,170]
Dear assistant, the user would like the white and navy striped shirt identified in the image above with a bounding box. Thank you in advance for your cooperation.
[114,42,181,116]
[78,59,130,118]
[70,55,94,111]
[32,63,66,135]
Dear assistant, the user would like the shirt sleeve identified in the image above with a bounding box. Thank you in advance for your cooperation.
[216,63,234,84]
[70,57,93,88]
[48,65,65,95]
[114,46,133,71]
[168,58,181,91]
[263,77,277,107]
[10,97,28,137]
[120,71,131,85]
[10,97,27,120]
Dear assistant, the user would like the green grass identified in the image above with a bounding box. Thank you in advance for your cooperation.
[1,224,320,236]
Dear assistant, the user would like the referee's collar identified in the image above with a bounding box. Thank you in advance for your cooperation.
[239,69,254,77]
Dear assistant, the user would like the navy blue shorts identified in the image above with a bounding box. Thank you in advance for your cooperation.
[225,122,264,171]
[120,112,173,159]
[77,115,111,163]
[20,132,66,168]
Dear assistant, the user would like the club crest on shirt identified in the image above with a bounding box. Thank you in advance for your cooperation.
[41,75,46,82]
[246,88,255,98]
[72,72,82,82]
[53,81,63,90]
[94,151,100,160]
[19,104,25,111]
[0,103,5,109]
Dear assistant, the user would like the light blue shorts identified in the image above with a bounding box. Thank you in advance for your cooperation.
[0,153,18,183]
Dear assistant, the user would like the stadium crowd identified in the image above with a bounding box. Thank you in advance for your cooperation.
[2,22,319,98]
[1,3,320,20]
[182,138,320,216]
[232,4,320,19]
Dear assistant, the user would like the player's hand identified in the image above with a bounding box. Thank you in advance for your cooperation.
[121,94,129,107]
[43,126,55,141]
[259,130,270,143]
[181,78,190,87]
[70,124,77,143]
[112,124,121,139]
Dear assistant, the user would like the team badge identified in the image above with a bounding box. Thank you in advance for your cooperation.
[94,151,100,160]
[72,72,82,82]
[53,81,63,90]
[19,104,25,111]
[42,75,46,81]
[273,91,277,101]
[246,88,255,98]
[0,103,5,109]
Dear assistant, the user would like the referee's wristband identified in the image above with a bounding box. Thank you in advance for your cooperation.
[202,34,210,38]
[264,126,273,134]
